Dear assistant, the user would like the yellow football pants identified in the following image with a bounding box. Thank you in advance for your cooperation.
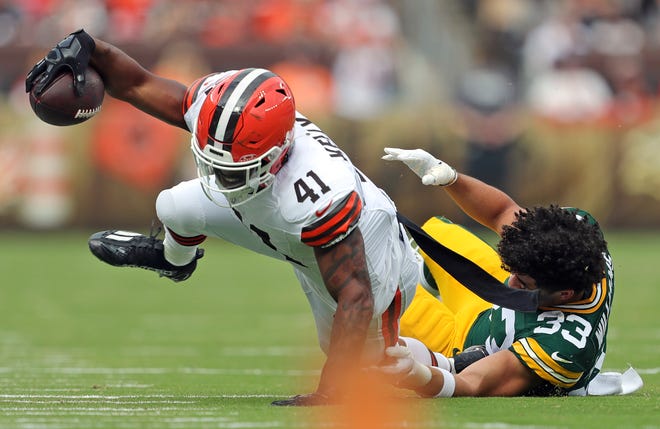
[400,216,510,356]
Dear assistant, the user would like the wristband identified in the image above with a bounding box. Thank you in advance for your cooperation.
[434,367,456,398]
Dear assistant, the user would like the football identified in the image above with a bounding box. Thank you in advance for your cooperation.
[29,67,105,126]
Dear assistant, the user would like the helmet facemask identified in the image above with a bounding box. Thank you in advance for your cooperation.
[192,129,293,207]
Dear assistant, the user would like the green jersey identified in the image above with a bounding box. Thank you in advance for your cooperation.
[465,212,614,395]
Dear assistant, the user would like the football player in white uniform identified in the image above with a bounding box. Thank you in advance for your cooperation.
[26,30,421,406]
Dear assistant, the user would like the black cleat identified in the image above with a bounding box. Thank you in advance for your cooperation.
[88,229,204,282]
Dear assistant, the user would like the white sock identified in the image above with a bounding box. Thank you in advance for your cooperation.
[163,229,197,266]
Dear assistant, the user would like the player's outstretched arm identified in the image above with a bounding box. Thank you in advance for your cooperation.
[383,147,522,234]
[377,345,538,397]
[90,37,188,130]
[25,30,188,130]
[429,349,538,397]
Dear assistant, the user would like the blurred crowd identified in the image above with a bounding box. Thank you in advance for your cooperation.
[2,0,660,229]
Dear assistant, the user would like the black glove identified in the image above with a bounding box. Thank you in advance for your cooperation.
[25,29,95,96]
[452,345,488,374]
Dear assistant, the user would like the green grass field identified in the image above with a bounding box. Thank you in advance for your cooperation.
[0,230,658,429]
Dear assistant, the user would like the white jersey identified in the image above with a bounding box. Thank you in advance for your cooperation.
[157,72,420,360]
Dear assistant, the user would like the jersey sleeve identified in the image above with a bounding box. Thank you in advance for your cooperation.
[510,337,585,389]
[300,191,363,248]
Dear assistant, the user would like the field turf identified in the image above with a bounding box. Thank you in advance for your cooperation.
[0,230,658,428]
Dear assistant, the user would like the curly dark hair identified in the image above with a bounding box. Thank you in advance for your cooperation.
[497,205,608,294]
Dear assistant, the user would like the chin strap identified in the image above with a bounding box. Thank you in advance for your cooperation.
[397,213,540,312]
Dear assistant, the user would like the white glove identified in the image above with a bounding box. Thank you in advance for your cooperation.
[376,345,432,389]
[382,147,458,186]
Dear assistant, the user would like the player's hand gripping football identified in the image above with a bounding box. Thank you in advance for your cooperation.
[382,147,458,186]
[25,29,95,97]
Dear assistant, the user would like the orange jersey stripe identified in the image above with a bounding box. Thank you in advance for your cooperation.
[301,192,363,247]
[381,288,402,347]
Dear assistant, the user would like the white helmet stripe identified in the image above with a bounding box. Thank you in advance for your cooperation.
[213,68,272,143]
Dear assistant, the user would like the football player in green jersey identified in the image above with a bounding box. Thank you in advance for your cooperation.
[378,147,642,397]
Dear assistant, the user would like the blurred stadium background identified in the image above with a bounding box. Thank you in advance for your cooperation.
[1,0,660,230]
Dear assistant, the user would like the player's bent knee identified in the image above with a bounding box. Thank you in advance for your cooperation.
[156,188,177,226]
[155,183,205,235]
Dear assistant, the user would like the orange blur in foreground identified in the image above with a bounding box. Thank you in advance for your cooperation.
[311,371,429,429]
